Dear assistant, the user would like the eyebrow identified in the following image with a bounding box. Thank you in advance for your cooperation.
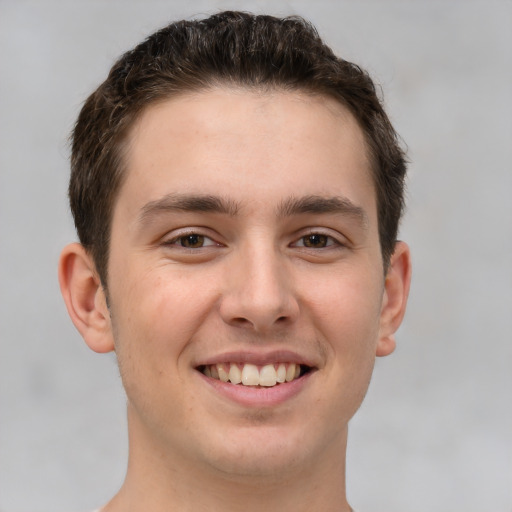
[138,193,240,224]
[277,195,369,227]
[138,192,368,228]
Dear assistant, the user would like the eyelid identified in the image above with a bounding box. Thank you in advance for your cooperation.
[291,228,348,248]
[162,228,222,248]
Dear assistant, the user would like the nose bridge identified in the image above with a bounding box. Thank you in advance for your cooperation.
[220,236,298,331]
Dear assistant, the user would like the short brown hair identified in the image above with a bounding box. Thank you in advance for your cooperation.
[70,10,407,285]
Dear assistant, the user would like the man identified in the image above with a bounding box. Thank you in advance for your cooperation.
[59,11,411,512]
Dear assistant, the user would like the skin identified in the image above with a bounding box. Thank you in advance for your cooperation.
[59,88,411,512]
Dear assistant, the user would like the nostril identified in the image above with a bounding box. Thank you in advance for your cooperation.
[233,317,251,325]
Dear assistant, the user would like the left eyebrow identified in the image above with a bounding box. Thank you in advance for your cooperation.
[277,195,369,228]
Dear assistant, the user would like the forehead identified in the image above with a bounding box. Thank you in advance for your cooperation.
[117,88,376,222]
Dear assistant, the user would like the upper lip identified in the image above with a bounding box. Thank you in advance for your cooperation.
[195,349,317,368]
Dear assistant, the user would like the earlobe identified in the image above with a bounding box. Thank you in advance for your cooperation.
[58,243,115,353]
[376,241,412,357]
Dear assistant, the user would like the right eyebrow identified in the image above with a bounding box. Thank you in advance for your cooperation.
[138,193,241,226]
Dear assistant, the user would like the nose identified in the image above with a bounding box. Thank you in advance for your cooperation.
[219,244,299,332]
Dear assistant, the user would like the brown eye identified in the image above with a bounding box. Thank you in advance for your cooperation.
[165,232,218,250]
[302,234,329,248]
[180,234,205,248]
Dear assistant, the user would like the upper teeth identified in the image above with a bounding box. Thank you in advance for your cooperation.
[203,363,301,387]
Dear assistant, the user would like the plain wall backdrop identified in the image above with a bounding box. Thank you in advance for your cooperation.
[1,1,511,511]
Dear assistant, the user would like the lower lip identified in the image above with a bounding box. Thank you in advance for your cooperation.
[198,370,313,407]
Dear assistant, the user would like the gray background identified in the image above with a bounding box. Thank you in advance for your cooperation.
[1,1,511,511]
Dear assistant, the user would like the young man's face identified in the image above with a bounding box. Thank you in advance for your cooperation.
[94,89,407,477]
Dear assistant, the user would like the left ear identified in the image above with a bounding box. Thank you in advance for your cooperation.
[376,241,412,357]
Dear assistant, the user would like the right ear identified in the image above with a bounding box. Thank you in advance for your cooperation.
[58,243,115,353]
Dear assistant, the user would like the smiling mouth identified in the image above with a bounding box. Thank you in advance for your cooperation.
[198,362,312,387]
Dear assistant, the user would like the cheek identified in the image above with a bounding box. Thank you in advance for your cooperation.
[110,266,218,366]
[108,273,195,419]
[307,268,384,360]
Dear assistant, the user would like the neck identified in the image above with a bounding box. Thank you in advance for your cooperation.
[104,405,352,512]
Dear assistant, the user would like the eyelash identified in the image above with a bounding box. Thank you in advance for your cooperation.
[292,232,342,249]
[163,231,219,249]
[163,230,344,251]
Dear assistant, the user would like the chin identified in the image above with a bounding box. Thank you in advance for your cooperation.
[201,422,323,479]
[209,449,305,481]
